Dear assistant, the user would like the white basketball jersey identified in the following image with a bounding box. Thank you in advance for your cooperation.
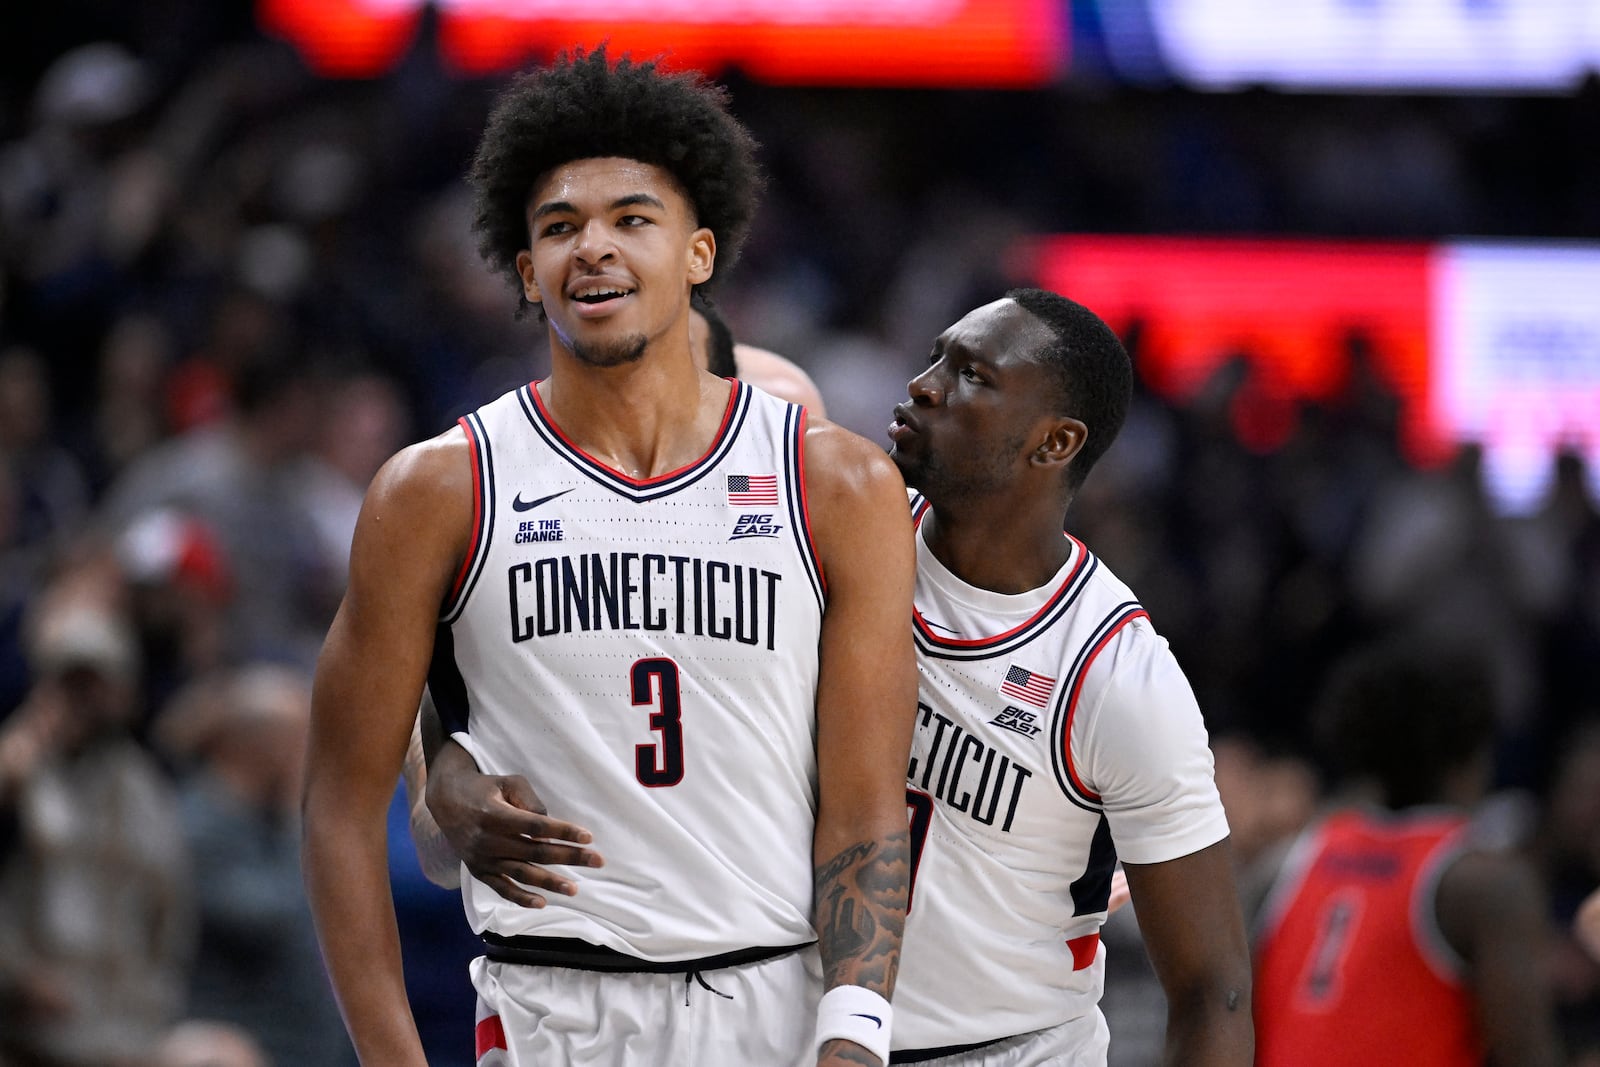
[434,380,826,961]
[893,493,1230,1052]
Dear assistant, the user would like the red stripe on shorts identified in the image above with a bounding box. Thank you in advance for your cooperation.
[1067,932,1101,970]
[475,1015,507,1058]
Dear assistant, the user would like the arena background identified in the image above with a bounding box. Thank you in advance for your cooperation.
[1,2,1597,1064]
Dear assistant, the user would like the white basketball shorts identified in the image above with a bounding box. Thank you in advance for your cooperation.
[470,946,823,1067]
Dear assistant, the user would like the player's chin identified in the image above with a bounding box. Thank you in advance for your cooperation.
[888,448,923,484]
[570,332,649,368]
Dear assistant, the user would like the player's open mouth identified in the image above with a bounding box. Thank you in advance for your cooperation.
[571,286,632,305]
[888,404,920,444]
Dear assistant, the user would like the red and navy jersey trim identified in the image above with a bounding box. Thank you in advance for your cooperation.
[912,531,1097,662]
[441,411,495,624]
[516,380,750,502]
[783,405,826,610]
[1049,602,1150,811]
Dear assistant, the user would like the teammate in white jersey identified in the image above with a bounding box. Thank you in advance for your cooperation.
[301,47,917,1067]
[881,289,1249,1064]
[424,289,1255,1064]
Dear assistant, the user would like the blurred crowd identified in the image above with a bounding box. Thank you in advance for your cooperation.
[0,4,1597,1065]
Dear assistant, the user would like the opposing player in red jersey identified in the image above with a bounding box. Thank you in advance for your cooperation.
[1253,641,1561,1067]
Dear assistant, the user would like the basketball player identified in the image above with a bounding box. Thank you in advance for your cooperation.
[399,298,826,881]
[425,289,1255,1064]
[301,47,917,1067]
[1252,642,1560,1067]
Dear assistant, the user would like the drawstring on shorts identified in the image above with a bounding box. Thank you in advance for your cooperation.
[683,969,734,1006]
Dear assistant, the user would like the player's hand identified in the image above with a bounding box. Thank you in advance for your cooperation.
[1107,867,1131,916]
[425,739,604,908]
[1577,886,1600,964]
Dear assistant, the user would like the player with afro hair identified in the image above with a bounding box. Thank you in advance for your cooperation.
[470,45,763,317]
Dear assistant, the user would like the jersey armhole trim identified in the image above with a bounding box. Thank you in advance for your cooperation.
[441,411,493,623]
[1411,829,1473,986]
[785,405,826,607]
[1253,820,1330,945]
[1050,603,1149,810]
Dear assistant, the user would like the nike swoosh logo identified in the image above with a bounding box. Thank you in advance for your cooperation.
[850,1014,883,1028]
[921,618,960,635]
[512,489,574,512]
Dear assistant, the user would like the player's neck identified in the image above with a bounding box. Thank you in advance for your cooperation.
[920,503,1073,595]
[537,350,731,481]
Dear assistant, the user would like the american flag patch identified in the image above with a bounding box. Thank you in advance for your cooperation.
[727,474,779,506]
[1000,665,1056,708]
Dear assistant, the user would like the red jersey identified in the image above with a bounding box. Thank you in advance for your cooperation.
[1254,808,1483,1067]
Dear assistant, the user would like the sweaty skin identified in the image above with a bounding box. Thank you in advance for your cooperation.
[315,155,912,1067]
[426,295,1255,1065]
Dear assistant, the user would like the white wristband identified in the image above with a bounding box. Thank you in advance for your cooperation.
[815,984,892,1065]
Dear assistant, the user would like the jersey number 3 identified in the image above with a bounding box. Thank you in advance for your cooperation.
[632,658,685,787]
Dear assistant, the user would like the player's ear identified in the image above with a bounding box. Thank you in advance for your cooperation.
[687,228,716,287]
[1031,417,1086,472]
[516,250,541,303]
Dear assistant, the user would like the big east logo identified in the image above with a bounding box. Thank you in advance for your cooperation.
[730,512,784,541]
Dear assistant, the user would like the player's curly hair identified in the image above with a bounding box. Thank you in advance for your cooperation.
[469,45,763,316]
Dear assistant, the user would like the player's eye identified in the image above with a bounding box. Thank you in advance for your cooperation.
[540,220,573,237]
[618,215,651,227]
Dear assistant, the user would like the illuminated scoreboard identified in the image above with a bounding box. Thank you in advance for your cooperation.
[1023,235,1600,513]
[257,0,1067,87]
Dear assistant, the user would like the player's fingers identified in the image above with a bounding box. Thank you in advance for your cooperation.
[520,840,604,869]
[484,833,603,870]
[498,774,549,815]
[490,873,548,909]
[497,862,579,898]
[485,805,595,847]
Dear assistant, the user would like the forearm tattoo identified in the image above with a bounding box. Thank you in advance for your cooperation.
[820,1040,885,1066]
[813,829,910,995]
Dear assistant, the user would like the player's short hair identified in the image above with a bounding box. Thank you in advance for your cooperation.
[1005,288,1132,491]
[693,294,738,378]
[1313,638,1497,809]
[469,45,762,316]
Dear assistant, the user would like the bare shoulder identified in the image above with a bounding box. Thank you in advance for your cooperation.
[350,426,475,593]
[800,418,912,585]
[734,343,827,415]
[1438,847,1542,910]
[364,426,473,518]
[801,417,906,509]
[1435,845,1546,950]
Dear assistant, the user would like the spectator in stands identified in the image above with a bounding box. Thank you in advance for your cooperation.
[0,581,193,1066]
[155,663,354,1066]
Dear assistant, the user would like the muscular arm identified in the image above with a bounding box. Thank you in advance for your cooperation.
[804,421,918,1067]
[301,432,471,1066]
[1436,848,1562,1067]
[1124,839,1255,1066]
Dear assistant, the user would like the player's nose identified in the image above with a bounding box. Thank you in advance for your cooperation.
[573,219,617,265]
[907,365,942,406]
